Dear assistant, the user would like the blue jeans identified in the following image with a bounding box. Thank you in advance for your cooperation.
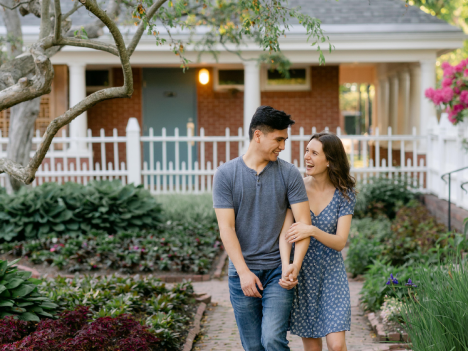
[228,263,294,351]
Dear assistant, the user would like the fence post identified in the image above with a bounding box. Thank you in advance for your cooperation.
[126,118,142,185]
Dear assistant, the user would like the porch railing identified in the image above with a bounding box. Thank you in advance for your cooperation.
[0,118,428,194]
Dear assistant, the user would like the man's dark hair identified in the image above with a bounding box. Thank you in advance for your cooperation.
[249,106,295,140]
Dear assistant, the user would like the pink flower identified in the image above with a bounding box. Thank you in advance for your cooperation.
[441,62,452,70]
[432,90,444,105]
[440,87,454,103]
[455,87,461,94]
[455,63,465,73]
[448,111,457,124]
[452,103,464,114]
[460,90,468,104]
[50,248,56,252]
[425,87,436,99]
[444,66,455,77]
[464,69,468,77]
[442,78,453,87]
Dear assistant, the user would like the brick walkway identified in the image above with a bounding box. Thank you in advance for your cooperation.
[192,249,400,351]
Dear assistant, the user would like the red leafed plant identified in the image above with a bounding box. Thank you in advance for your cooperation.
[0,306,160,351]
[0,317,35,344]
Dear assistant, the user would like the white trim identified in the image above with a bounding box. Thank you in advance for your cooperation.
[261,66,311,92]
[213,67,244,91]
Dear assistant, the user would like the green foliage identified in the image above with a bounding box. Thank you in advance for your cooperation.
[41,274,195,349]
[355,177,418,219]
[156,193,216,223]
[0,181,162,242]
[1,220,221,274]
[381,201,448,266]
[0,259,57,321]
[401,260,468,351]
[359,260,420,312]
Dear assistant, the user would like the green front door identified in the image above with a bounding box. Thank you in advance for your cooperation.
[142,68,197,178]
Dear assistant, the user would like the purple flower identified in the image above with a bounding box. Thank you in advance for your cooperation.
[405,278,417,287]
[386,278,391,285]
[389,273,398,284]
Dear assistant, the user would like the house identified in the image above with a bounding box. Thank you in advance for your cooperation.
[0,0,465,176]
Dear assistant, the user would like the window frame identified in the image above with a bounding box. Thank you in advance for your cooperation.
[261,66,311,92]
[213,67,245,91]
[85,68,113,93]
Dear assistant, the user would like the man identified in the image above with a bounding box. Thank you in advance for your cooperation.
[213,106,312,351]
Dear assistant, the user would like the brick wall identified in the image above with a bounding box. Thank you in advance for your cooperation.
[87,68,143,170]
[197,65,340,165]
[422,194,468,233]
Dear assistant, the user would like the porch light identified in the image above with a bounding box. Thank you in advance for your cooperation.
[199,69,210,85]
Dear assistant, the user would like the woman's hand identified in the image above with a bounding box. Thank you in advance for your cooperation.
[286,222,314,244]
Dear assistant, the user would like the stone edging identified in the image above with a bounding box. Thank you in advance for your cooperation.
[183,302,207,351]
[367,312,410,343]
[212,250,228,279]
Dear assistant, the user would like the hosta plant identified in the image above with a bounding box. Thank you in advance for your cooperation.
[0,259,57,321]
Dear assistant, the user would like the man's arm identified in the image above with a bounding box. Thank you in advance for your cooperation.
[215,208,263,298]
[289,201,312,271]
[278,209,298,290]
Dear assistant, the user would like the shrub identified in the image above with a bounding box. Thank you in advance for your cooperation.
[0,181,162,242]
[380,296,404,328]
[355,177,417,219]
[345,217,391,277]
[381,201,447,266]
[156,193,216,223]
[0,306,160,351]
[1,219,222,274]
[401,261,468,351]
[0,259,57,321]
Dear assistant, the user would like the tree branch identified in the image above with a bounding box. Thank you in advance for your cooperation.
[54,0,61,42]
[54,37,119,56]
[0,0,33,11]
[126,0,167,57]
[0,37,54,112]
[62,1,83,20]
[39,0,52,38]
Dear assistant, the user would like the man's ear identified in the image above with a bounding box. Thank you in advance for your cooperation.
[254,130,262,143]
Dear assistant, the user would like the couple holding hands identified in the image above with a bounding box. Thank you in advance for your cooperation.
[213,106,356,351]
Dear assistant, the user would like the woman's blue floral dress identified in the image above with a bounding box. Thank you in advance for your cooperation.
[290,188,356,338]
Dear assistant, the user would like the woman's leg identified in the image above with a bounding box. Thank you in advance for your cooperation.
[302,337,322,351]
[325,331,347,351]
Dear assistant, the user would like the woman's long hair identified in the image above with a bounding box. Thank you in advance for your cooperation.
[310,132,357,201]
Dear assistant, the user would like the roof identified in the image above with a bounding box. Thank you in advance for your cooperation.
[289,0,449,25]
[0,0,458,29]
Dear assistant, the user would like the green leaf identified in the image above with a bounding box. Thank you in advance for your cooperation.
[39,302,58,310]
[0,300,14,307]
[6,278,25,290]
[27,278,42,285]
[0,261,7,276]
[38,311,54,318]
[7,258,21,267]
[16,271,32,280]
[0,311,15,318]
[10,306,27,313]
[16,301,34,307]
[10,284,36,298]
[18,312,40,322]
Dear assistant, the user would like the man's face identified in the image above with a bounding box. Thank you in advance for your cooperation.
[254,128,288,161]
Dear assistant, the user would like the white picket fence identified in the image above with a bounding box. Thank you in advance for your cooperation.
[0,118,429,194]
[427,115,468,211]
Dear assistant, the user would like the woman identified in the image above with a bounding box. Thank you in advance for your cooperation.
[279,132,356,351]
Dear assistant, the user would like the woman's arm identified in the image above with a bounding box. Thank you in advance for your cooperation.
[285,214,353,252]
[279,209,294,270]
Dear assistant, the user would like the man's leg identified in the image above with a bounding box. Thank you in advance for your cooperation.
[261,265,295,351]
[229,265,265,351]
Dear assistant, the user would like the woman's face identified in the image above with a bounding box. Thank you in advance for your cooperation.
[304,138,328,177]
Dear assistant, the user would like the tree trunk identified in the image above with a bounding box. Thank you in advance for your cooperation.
[6,98,41,193]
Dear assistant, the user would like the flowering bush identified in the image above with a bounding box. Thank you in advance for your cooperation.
[425,60,468,125]
[380,296,404,328]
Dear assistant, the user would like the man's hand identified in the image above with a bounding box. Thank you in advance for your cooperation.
[239,270,263,298]
[278,263,299,290]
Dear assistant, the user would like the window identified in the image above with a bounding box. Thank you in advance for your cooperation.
[261,66,310,91]
[214,68,244,91]
[86,69,111,92]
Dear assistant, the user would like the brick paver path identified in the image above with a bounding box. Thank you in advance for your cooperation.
[193,249,399,351]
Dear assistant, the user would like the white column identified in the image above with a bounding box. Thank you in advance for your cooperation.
[419,59,437,143]
[126,118,142,185]
[377,77,389,133]
[68,63,87,151]
[243,61,261,148]
[389,74,399,134]
[409,66,421,133]
[397,70,410,134]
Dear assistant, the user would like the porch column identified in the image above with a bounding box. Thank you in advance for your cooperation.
[243,61,261,144]
[377,77,389,133]
[419,59,436,144]
[397,70,410,134]
[68,63,88,150]
[409,65,421,133]
[389,74,399,135]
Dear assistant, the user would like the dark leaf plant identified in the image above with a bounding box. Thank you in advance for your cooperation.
[0,259,57,321]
